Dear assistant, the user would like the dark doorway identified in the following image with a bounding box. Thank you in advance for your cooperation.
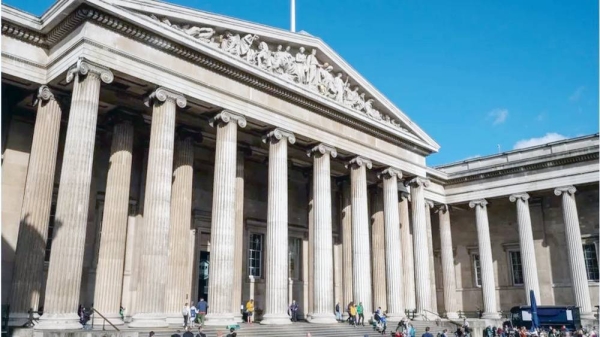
[197,251,209,301]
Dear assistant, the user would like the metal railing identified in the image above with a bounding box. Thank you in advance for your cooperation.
[90,308,120,331]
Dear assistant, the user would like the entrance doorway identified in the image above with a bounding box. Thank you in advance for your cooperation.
[197,251,209,301]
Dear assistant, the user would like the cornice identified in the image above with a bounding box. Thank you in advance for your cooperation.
[1,21,47,46]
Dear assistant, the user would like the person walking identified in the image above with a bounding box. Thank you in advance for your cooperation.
[349,302,357,327]
[357,301,365,326]
[196,298,208,327]
[422,327,434,337]
[189,301,197,328]
[289,300,299,322]
[182,302,190,327]
[245,299,254,324]
[335,302,342,322]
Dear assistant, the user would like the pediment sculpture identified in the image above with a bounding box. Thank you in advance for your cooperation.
[148,14,408,132]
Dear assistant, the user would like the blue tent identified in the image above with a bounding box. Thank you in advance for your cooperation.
[530,290,540,332]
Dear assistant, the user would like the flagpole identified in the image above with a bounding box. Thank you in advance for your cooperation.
[291,0,296,32]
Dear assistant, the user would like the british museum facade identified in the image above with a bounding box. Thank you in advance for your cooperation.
[1,0,598,330]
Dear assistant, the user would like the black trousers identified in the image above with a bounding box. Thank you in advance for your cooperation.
[358,313,364,325]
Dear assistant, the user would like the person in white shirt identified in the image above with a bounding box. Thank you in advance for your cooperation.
[182,302,190,327]
[189,301,197,328]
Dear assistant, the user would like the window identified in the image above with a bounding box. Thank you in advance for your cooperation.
[288,238,301,280]
[509,250,524,286]
[248,234,263,278]
[583,244,599,281]
[472,253,482,287]
[44,202,58,262]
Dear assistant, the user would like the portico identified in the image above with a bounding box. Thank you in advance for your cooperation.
[1,0,598,331]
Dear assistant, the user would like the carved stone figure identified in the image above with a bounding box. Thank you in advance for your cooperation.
[256,41,272,70]
[343,86,359,108]
[222,32,240,54]
[294,47,308,84]
[365,99,382,120]
[239,34,259,62]
[317,65,334,96]
[184,26,215,42]
[305,49,321,88]
[332,73,346,103]
[355,93,366,111]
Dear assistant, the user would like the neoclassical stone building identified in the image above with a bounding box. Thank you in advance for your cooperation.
[1,0,598,330]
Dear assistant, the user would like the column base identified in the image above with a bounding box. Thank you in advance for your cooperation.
[91,313,124,327]
[165,313,187,326]
[233,314,244,323]
[35,313,82,330]
[8,312,39,327]
[128,313,168,328]
[445,312,459,320]
[204,313,236,326]
[309,313,337,324]
[384,312,404,322]
[260,313,292,325]
[481,312,501,320]
[580,311,595,320]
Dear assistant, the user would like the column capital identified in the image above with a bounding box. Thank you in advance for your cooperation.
[262,128,295,144]
[434,204,450,214]
[209,110,247,128]
[399,191,411,202]
[144,87,187,108]
[509,193,530,203]
[66,58,113,84]
[35,85,55,105]
[404,176,430,188]
[554,186,577,196]
[345,156,372,170]
[469,199,488,209]
[307,143,337,158]
[377,167,402,180]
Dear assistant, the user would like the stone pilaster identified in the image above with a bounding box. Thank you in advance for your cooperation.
[340,179,353,318]
[205,111,246,326]
[121,209,137,321]
[165,131,196,323]
[307,144,337,324]
[346,156,373,314]
[37,60,113,330]
[93,115,135,325]
[188,229,197,301]
[378,168,404,320]
[261,128,295,325]
[370,188,387,311]
[554,187,593,318]
[424,200,438,314]
[399,192,416,311]
[130,87,186,328]
[9,86,62,324]
[509,193,541,305]
[405,177,431,317]
[232,149,246,322]
[435,205,458,319]
[468,199,500,319]
[307,174,314,320]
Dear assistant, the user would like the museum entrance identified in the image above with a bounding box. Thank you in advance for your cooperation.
[197,251,209,301]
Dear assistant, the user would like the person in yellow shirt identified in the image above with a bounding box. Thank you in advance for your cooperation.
[245,299,254,324]
[349,302,357,327]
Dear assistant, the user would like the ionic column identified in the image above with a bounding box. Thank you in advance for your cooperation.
[9,86,62,324]
[347,156,373,314]
[468,199,500,319]
[371,188,387,311]
[130,88,186,328]
[435,205,458,319]
[165,131,196,324]
[340,179,353,318]
[93,114,135,325]
[509,193,541,305]
[554,187,593,318]
[205,111,246,326]
[36,60,113,330]
[399,192,416,311]
[261,129,295,325]
[405,177,431,317]
[378,168,404,320]
[425,200,438,314]
[232,149,246,322]
[307,144,337,324]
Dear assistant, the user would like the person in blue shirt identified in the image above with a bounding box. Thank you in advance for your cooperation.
[422,326,434,337]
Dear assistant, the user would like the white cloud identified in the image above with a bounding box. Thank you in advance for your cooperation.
[488,108,508,125]
[569,86,585,102]
[513,133,568,150]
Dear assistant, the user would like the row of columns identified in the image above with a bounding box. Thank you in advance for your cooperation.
[7,57,594,330]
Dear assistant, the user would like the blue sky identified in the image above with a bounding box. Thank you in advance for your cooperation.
[6,0,599,165]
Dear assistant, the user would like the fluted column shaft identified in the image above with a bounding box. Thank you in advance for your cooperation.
[93,118,134,325]
[9,86,62,321]
[399,193,416,310]
[554,187,593,318]
[379,169,404,319]
[261,129,295,325]
[37,60,113,330]
[425,201,438,313]
[308,144,337,324]
[371,189,387,311]
[509,193,541,305]
[406,177,431,316]
[130,88,186,328]
[232,150,245,321]
[341,180,353,316]
[205,111,246,326]
[348,157,373,314]
[165,135,195,321]
[437,205,458,319]
[469,199,500,319]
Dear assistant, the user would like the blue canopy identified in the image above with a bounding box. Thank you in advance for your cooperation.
[530,290,540,332]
